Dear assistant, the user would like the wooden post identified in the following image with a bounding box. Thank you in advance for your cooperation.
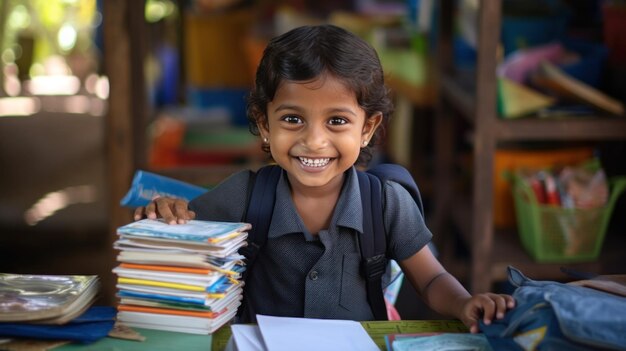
[432,0,455,264]
[102,0,146,304]
[471,0,502,293]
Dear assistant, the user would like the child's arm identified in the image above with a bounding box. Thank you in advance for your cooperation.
[133,197,195,224]
[399,245,515,333]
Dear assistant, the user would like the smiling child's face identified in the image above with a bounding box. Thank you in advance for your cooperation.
[258,73,381,191]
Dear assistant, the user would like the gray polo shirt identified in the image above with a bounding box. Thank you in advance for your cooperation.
[189,166,432,322]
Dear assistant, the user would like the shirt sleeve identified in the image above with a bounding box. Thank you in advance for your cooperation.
[188,170,251,223]
[383,180,433,261]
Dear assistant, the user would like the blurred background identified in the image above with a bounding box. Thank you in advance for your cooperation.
[0,0,112,302]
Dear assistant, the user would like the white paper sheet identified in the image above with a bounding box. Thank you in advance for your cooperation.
[256,314,379,351]
[230,324,267,351]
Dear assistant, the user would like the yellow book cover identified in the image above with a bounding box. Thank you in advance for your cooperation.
[497,77,554,119]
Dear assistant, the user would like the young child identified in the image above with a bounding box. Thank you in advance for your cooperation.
[136,24,514,333]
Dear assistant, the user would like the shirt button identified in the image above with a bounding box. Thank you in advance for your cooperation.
[309,270,319,281]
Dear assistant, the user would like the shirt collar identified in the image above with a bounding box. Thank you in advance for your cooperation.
[267,167,363,239]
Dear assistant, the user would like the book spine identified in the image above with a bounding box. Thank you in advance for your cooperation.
[118,263,214,275]
[117,290,208,306]
[118,304,220,318]
[118,277,206,292]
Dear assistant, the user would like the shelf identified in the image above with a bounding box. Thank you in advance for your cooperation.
[446,199,626,285]
[441,73,626,141]
[490,229,626,282]
[494,118,626,141]
[489,230,602,282]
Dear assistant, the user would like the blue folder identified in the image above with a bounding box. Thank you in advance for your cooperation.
[0,306,116,343]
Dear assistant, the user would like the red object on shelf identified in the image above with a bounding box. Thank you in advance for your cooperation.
[544,174,561,206]
[530,178,547,204]
[603,4,626,64]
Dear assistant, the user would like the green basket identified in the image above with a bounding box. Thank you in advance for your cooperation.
[511,174,626,263]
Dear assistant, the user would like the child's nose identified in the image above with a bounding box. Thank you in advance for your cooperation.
[302,124,328,150]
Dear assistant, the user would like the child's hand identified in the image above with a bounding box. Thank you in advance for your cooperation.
[460,293,515,333]
[133,197,195,224]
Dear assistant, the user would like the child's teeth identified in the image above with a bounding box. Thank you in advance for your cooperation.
[299,157,330,167]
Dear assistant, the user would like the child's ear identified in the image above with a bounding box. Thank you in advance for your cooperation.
[255,113,270,138]
[362,112,383,141]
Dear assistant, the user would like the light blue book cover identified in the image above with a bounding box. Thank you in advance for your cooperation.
[118,290,209,306]
[387,333,492,351]
[120,170,207,208]
[117,219,251,242]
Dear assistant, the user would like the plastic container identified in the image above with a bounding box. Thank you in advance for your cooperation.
[494,147,594,229]
[511,173,626,262]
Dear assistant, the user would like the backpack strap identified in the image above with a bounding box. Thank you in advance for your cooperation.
[357,163,426,321]
[367,163,424,217]
[368,164,436,257]
[356,170,388,320]
[236,165,281,322]
[239,165,282,276]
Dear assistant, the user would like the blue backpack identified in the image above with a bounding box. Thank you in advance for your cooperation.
[238,164,425,321]
[481,266,626,350]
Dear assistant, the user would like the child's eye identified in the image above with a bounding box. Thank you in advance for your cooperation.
[328,117,347,125]
[281,115,302,124]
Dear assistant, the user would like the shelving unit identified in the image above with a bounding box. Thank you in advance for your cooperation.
[432,0,626,293]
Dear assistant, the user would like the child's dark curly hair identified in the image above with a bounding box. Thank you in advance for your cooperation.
[247,24,393,167]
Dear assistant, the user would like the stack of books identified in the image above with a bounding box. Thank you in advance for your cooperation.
[113,218,249,334]
[0,273,116,344]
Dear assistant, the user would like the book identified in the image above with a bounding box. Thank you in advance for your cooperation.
[385,332,492,351]
[0,273,99,324]
[532,61,625,116]
[497,77,554,119]
[114,218,248,334]
[116,303,239,334]
[118,289,217,306]
[117,219,251,243]
[117,285,242,311]
[116,250,245,268]
[116,233,249,252]
[113,266,225,286]
[385,332,440,351]
[119,170,207,208]
[117,274,239,297]
[118,262,230,275]
[115,244,246,260]
[118,297,215,311]
[117,276,236,293]
[118,304,224,318]
[115,234,248,258]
